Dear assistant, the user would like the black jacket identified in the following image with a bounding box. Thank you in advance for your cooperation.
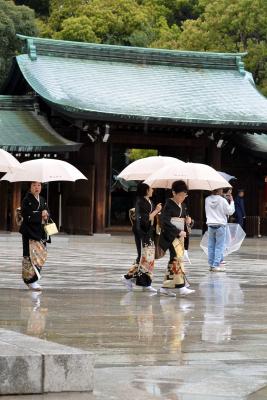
[159,198,187,251]
[19,192,49,241]
[133,197,153,239]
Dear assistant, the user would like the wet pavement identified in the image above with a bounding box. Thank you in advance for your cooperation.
[0,234,267,399]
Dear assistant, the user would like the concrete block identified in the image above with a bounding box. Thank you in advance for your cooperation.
[0,329,95,394]
[0,343,42,395]
[44,353,94,392]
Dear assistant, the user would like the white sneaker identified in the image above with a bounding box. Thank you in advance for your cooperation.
[159,287,176,297]
[28,281,42,291]
[121,276,133,290]
[178,287,195,296]
[143,286,157,292]
[210,266,226,272]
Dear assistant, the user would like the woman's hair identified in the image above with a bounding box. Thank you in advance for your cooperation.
[136,182,150,197]
[171,180,188,194]
[28,181,42,189]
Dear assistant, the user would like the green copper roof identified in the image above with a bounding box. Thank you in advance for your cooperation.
[0,95,81,152]
[13,35,267,129]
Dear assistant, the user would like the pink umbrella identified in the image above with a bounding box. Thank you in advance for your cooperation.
[144,162,231,191]
[118,156,185,181]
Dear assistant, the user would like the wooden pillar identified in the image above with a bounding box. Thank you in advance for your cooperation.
[94,141,108,233]
[11,182,21,232]
[0,182,8,230]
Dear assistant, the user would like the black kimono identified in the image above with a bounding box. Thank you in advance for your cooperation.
[125,197,155,287]
[159,198,187,289]
[20,192,49,285]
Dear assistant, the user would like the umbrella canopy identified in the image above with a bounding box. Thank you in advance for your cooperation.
[118,156,185,181]
[144,162,231,190]
[0,149,21,172]
[1,158,87,182]
[200,223,246,256]
[218,171,236,182]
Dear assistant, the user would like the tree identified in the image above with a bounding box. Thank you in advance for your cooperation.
[0,0,37,89]
[38,0,181,47]
[178,0,267,94]
[128,149,158,161]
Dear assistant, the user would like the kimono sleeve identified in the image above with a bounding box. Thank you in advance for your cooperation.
[21,197,42,224]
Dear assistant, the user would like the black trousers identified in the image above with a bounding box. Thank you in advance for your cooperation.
[22,235,30,257]
[133,231,142,264]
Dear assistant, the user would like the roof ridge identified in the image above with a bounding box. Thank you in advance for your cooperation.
[17,35,246,73]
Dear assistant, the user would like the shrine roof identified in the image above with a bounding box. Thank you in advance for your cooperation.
[0,95,81,152]
[6,35,267,130]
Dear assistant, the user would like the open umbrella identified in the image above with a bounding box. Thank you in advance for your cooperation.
[218,171,236,182]
[200,223,246,256]
[0,149,21,172]
[1,158,87,182]
[144,162,231,191]
[118,156,185,181]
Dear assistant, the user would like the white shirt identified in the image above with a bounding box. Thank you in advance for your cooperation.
[205,195,235,226]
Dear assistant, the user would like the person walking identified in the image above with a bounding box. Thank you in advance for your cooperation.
[122,183,162,292]
[205,188,235,272]
[235,189,246,228]
[159,180,195,297]
[19,182,49,290]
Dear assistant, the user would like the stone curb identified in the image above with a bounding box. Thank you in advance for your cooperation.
[0,329,95,395]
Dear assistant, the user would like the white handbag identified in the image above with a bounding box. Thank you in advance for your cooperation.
[44,219,58,236]
[170,217,185,231]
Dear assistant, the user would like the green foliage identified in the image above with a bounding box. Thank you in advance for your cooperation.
[178,0,267,93]
[0,0,37,89]
[39,0,182,47]
[128,148,158,161]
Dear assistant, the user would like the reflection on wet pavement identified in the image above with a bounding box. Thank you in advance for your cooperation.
[0,236,267,399]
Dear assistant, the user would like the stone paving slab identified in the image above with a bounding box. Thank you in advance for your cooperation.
[0,329,95,394]
[0,235,267,399]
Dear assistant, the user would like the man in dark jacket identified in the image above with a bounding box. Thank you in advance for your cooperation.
[234,189,246,228]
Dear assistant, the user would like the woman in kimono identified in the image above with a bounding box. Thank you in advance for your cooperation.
[122,183,162,292]
[159,180,195,297]
[19,182,49,291]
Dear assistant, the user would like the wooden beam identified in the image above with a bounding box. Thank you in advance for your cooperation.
[11,183,21,232]
[110,133,207,147]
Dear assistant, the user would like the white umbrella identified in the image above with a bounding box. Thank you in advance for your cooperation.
[144,162,231,191]
[218,171,236,182]
[0,149,21,172]
[118,156,185,181]
[1,158,87,182]
[200,223,246,256]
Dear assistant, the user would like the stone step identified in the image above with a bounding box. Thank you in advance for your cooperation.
[0,329,95,395]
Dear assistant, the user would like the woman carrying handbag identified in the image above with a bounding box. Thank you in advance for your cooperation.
[19,181,50,291]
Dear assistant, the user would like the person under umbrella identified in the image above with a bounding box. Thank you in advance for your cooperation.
[158,180,195,297]
[121,183,162,292]
[20,182,49,291]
